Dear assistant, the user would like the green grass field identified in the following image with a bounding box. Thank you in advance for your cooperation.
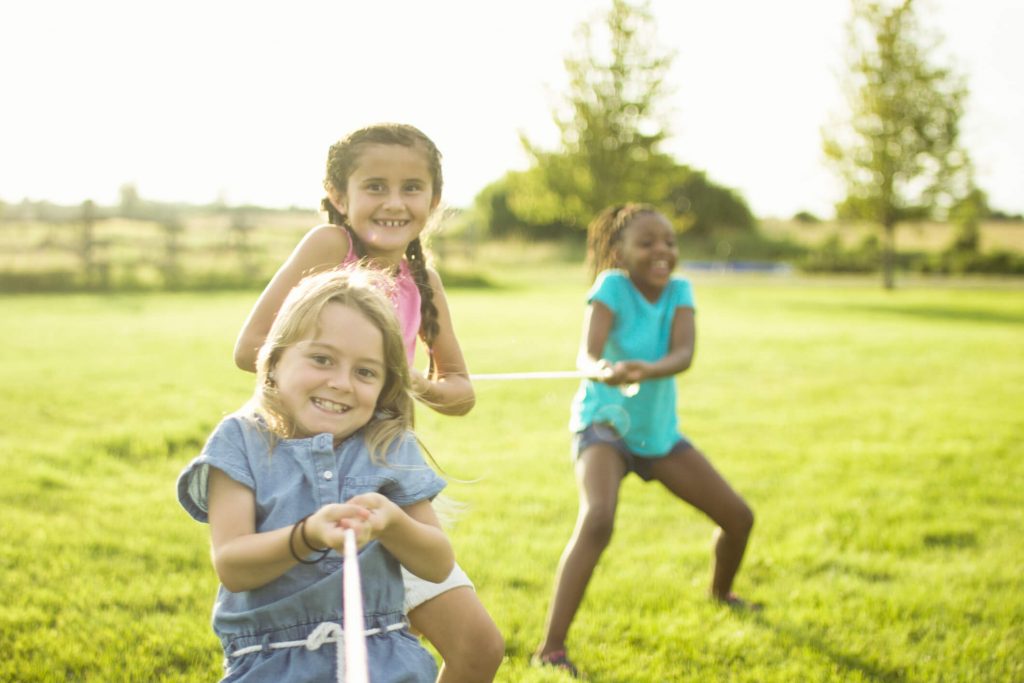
[2,265,1022,682]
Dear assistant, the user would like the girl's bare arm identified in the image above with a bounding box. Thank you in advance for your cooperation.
[627,306,696,380]
[578,302,696,383]
[411,268,475,415]
[208,467,374,592]
[208,468,307,592]
[233,225,350,371]
[577,301,614,376]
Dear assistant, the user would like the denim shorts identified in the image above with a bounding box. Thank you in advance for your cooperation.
[573,423,693,482]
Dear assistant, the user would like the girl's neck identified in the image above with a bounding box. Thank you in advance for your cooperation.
[364,255,404,274]
[627,274,666,303]
[345,226,406,270]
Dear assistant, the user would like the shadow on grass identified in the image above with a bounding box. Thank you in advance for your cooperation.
[746,611,910,682]
[794,301,1024,326]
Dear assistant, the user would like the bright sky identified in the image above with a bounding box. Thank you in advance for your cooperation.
[2,0,1022,219]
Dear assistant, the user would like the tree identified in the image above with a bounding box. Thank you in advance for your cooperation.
[119,183,140,219]
[520,0,675,227]
[947,186,988,254]
[823,0,971,289]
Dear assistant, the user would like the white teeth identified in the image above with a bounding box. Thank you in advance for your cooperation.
[312,397,348,413]
[376,219,407,228]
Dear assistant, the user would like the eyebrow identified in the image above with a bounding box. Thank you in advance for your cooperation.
[359,176,428,184]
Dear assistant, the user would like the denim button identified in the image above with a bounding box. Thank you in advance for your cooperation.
[323,471,333,480]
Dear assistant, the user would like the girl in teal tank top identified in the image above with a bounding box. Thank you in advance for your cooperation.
[534,204,759,679]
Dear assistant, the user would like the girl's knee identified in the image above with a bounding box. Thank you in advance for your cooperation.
[712,496,753,538]
[580,506,616,547]
[729,502,754,537]
[476,626,506,672]
[448,622,504,678]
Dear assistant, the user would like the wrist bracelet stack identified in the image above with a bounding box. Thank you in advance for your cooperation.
[289,514,330,564]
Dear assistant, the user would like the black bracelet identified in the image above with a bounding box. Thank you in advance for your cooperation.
[289,514,330,565]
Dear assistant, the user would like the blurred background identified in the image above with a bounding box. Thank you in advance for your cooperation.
[2,0,1022,290]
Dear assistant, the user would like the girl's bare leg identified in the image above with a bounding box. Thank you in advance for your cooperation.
[408,586,504,683]
[649,444,754,599]
[536,444,627,657]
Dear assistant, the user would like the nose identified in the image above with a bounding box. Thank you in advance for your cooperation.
[383,190,404,210]
[327,368,352,392]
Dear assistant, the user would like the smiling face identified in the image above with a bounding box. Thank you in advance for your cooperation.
[615,212,678,302]
[272,301,386,442]
[331,142,440,265]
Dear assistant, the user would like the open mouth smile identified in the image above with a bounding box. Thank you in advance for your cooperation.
[312,397,350,414]
[651,259,673,273]
[373,219,410,228]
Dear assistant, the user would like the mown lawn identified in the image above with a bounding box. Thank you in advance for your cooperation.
[1,267,1021,682]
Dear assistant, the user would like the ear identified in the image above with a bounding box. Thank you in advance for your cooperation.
[326,185,348,215]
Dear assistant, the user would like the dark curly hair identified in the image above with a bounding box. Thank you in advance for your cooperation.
[586,203,661,281]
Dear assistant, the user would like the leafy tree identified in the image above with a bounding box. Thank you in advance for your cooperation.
[520,0,675,227]
[473,171,575,240]
[823,0,971,288]
[483,0,756,242]
[662,165,755,237]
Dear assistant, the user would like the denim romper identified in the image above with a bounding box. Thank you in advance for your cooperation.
[177,414,446,683]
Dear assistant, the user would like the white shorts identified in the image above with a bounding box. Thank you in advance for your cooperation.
[401,561,475,613]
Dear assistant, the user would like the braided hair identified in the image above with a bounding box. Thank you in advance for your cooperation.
[319,123,443,353]
[586,203,660,282]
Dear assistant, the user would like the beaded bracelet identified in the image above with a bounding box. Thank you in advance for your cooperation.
[289,514,330,564]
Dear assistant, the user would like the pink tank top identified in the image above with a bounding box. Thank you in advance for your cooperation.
[341,235,422,365]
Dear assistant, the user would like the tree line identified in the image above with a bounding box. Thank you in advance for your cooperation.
[3,0,1023,291]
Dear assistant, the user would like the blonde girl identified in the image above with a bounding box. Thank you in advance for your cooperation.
[178,268,454,682]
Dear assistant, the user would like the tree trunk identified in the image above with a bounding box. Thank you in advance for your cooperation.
[882,221,896,290]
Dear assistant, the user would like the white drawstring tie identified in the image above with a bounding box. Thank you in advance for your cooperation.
[305,622,345,682]
[229,620,406,683]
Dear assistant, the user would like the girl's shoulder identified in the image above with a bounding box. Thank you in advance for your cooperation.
[208,410,273,449]
[669,273,693,289]
[668,275,696,307]
[595,268,629,284]
[375,429,425,465]
[424,265,449,293]
[296,223,352,260]
[589,269,630,299]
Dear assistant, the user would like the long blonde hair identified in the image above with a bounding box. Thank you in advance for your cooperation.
[251,267,414,463]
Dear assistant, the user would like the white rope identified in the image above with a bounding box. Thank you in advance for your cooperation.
[471,370,596,381]
[343,528,369,683]
[471,370,640,397]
